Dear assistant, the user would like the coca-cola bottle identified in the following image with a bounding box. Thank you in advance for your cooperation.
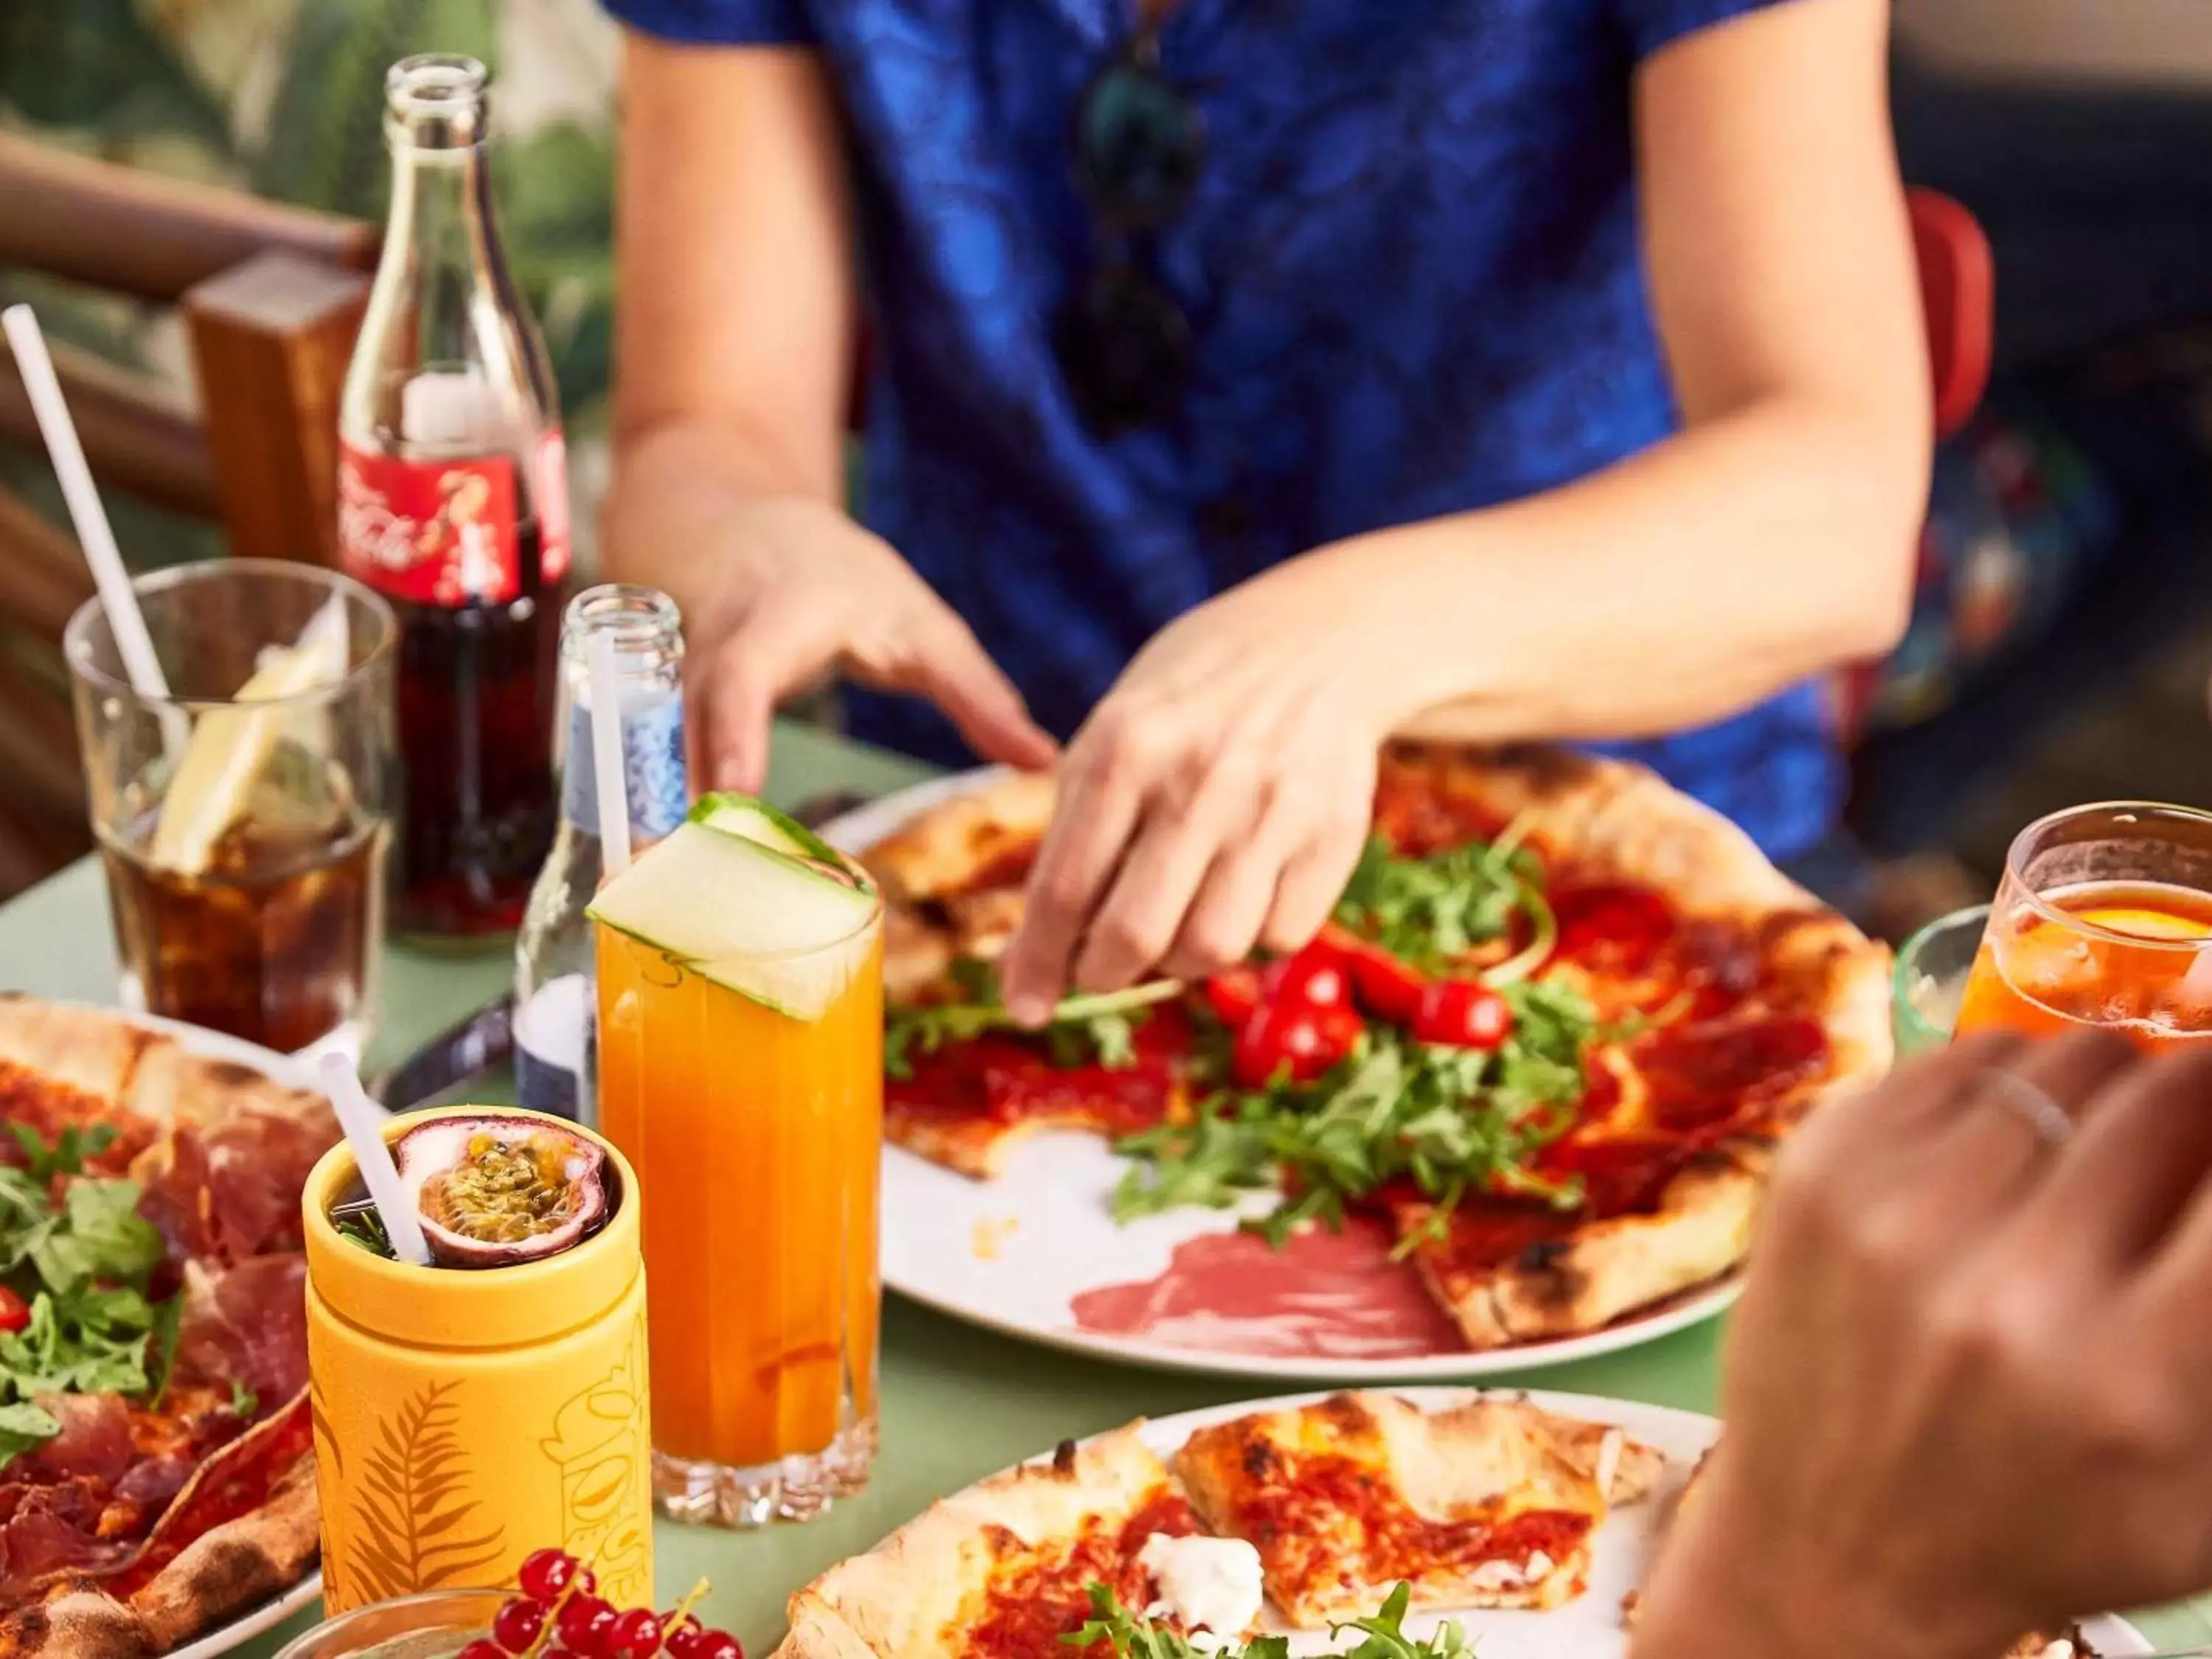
[338,54,568,940]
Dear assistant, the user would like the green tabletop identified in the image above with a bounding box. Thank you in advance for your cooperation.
[0,721,2197,1657]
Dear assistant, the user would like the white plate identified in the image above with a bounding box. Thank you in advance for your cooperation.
[995,1387,2146,1659]
[33,1004,329,1657]
[827,772,1742,1382]
[169,1573,324,1659]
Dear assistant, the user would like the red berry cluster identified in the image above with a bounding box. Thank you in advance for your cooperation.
[455,1550,742,1659]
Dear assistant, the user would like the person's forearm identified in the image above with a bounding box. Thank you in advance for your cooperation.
[599,418,841,625]
[1312,390,1928,742]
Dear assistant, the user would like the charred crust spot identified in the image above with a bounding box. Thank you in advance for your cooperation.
[1517,1238,1571,1273]
[1239,1438,1281,1480]
[195,1059,265,1091]
[1051,1439,1077,1477]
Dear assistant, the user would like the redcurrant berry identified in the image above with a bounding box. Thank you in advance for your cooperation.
[556,1595,619,1658]
[459,1641,506,1659]
[518,1548,581,1603]
[694,1633,743,1659]
[662,1617,704,1659]
[607,1609,663,1658]
[493,1598,547,1653]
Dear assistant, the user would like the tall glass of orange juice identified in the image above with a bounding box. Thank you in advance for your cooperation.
[1955,801,2212,1049]
[586,792,883,1528]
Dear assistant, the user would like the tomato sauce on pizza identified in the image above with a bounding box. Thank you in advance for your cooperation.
[965,1489,1198,1659]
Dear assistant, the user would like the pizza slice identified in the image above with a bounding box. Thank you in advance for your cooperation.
[778,1425,1245,1659]
[1171,1392,1660,1624]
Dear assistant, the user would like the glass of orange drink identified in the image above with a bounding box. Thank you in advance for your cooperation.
[1955,801,2212,1049]
[586,793,883,1527]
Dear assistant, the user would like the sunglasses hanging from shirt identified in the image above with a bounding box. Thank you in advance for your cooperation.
[1054,22,1206,434]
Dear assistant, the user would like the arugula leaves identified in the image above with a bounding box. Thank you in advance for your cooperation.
[1,1128,178,1470]
[1061,1582,1471,1659]
[0,1400,60,1466]
[1113,976,1599,1251]
[1332,832,1554,981]
[8,1122,116,1185]
[884,961,1181,1081]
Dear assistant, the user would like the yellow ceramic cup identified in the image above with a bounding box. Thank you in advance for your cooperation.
[303,1108,654,1615]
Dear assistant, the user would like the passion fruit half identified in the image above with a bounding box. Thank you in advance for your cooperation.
[391,1115,611,1268]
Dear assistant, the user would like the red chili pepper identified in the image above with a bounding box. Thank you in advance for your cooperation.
[1259,941,1354,1012]
[1233,1001,1365,1089]
[1324,925,1430,1026]
[0,1285,29,1336]
[1202,966,1265,1029]
[1411,978,1514,1050]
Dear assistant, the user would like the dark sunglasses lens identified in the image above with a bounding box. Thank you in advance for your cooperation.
[1075,62,1204,230]
[1054,262,1192,434]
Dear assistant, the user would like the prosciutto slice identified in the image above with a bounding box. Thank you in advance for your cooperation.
[18,1394,132,1487]
[172,1255,310,1409]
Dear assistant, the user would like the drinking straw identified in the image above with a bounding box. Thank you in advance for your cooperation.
[0,306,170,701]
[588,630,632,876]
[317,1053,434,1267]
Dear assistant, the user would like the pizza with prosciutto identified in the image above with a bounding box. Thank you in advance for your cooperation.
[860,743,1892,1352]
[0,998,332,1658]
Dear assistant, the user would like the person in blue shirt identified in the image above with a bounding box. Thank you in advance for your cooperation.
[599,0,1929,1021]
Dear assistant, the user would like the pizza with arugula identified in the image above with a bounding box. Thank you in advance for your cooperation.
[860,743,1892,1351]
[0,998,332,1658]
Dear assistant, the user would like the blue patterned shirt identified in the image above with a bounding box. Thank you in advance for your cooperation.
[608,0,1841,860]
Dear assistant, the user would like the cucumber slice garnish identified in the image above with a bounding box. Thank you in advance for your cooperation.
[689,791,854,869]
[588,821,877,1020]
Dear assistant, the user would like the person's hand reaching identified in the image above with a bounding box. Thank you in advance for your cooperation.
[995,551,1403,1024]
[1633,1032,2212,1659]
[684,496,1056,793]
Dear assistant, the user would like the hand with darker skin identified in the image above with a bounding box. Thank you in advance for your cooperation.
[1632,1033,2212,1659]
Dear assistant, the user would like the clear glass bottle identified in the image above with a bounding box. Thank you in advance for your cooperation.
[338,54,573,942]
[514,586,687,1124]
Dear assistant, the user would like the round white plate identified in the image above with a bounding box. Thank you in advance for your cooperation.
[825,772,1742,1382]
[169,1573,324,1659]
[35,1003,327,1657]
[989,1387,2147,1659]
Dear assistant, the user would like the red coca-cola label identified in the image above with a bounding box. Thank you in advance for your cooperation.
[338,442,523,607]
[535,428,573,585]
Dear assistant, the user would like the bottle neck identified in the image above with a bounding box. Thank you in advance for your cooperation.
[557,589,688,843]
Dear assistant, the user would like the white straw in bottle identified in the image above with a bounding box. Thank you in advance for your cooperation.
[317,1054,434,1267]
[588,630,632,877]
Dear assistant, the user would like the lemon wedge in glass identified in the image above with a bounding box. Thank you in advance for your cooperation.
[149,598,350,877]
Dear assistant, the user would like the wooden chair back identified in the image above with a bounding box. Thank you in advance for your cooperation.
[0,133,378,896]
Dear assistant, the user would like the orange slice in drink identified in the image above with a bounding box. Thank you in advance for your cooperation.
[2076,906,2212,942]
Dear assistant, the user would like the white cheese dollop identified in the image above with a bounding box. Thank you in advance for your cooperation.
[2036,1642,2074,1659]
[1138,1533,1264,1645]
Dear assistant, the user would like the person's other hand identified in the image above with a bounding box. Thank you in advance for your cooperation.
[685,496,1056,792]
[996,556,1399,1023]
[1633,1032,2212,1659]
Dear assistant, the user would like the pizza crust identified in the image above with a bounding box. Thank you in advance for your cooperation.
[130,1455,321,1651]
[0,995,161,1107]
[860,770,1056,905]
[1383,744,1895,1347]
[778,1425,1176,1659]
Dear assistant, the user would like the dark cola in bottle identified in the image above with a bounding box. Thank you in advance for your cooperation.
[338,54,569,940]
